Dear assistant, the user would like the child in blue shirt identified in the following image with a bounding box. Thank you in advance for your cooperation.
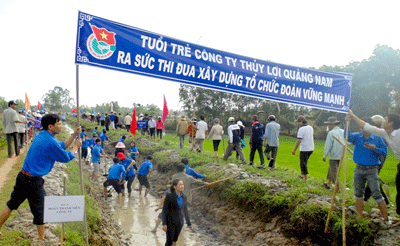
[117,152,136,197]
[81,135,90,164]
[92,139,108,181]
[103,157,126,202]
[129,141,139,161]
[138,156,153,197]
[80,129,86,139]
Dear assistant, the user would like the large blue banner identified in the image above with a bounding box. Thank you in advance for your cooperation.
[75,11,353,113]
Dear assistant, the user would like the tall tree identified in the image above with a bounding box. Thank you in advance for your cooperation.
[42,86,75,112]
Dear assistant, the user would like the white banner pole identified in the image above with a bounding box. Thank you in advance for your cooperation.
[76,64,89,245]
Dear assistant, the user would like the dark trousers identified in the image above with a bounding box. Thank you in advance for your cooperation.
[157,129,163,139]
[6,132,19,157]
[126,125,131,132]
[18,132,25,147]
[126,175,135,193]
[165,222,183,246]
[250,141,264,164]
[300,151,313,175]
[264,145,278,168]
[105,124,110,131]
[7,172,46,225]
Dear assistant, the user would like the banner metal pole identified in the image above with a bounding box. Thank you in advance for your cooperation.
[76,65,89,245]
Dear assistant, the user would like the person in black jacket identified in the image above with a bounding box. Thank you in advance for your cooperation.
[162,179,192,246]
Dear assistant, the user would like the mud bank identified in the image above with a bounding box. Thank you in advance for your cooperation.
[71,131,400,246]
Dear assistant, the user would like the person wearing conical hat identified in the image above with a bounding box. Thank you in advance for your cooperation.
[322,116,344,189]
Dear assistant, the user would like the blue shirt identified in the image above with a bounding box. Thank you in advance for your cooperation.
[107,163,126,180]
[138,160,153,175]
[118,136,125,143]
[110,115,116,121]
[93,129,97,134]
[250,122,265,143]
[130,146,138,159]
[100,134,109,143]
[185,164,205,178]
[121,158,135,177]
[87,138,95,148]
[80,132,86,139]
[22,130,75,176]
[346,131,387,166]
[81,139,90,148]
[91,144,103,163]
[175,191,183,208]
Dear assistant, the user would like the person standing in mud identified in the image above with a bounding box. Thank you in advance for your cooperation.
[172,164,209,202]
[0,114,82,240]
[103,157,127,203]
[162,179,192,246]
[92,138,109,181]
[292,115,314,181]
[138,156,153,197]
[117,153,136,197]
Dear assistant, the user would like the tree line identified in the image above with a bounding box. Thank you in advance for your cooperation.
[178,45,400,139]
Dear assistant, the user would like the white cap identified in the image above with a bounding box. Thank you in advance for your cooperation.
[228,117,235,122]
[237,121,244,127]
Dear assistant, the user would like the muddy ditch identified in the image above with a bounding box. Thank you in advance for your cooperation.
[85,133,400,246]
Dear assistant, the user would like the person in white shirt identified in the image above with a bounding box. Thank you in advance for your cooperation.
[124,113,132,132]
[148,116,157,139]
[292,115,314,181]
[195,116,208,153]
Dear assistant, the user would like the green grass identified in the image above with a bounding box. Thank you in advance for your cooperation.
[63,116,398,244]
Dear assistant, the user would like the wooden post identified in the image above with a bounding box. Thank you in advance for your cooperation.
[342,120,350,246]
[61,177,66,246]
[324,144,346,233]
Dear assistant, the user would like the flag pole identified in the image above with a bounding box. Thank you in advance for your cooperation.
[76,64,89,245]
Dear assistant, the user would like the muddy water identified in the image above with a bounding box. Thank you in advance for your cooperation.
[64,123,220,245]
[110,185,208,246]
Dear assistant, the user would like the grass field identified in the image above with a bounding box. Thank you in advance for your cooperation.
[160,132,399,208]
[66,117,399,216]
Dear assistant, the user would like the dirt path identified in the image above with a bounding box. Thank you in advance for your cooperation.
[0,144,29,192]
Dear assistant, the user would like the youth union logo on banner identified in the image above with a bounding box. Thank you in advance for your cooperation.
[87,24,116,60]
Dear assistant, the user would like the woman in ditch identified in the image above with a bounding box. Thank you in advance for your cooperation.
[162,179,192,246]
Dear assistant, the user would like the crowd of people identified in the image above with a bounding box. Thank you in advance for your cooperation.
[2,98,400,244]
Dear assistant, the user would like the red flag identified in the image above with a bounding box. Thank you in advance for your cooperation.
[25,93,31,110]
[71,108,78,113]
[90,25,116,45]
[162,95,169,122]
[130,108,137,136]
[38,101,41,110]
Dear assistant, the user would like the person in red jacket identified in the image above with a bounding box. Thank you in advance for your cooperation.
[156,116,165,140]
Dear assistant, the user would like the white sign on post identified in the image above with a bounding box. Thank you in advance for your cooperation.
[44,196,85,223]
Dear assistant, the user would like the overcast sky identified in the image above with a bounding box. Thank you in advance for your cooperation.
[1,0,399,110]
